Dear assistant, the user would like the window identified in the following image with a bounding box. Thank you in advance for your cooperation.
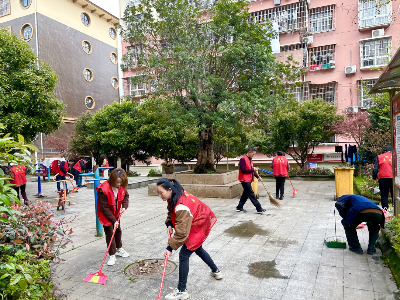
[358,78,378,108]
[81,13,90,26]
[359,0,391,29]
[111,77,119,89]
[20,24,33,41]
[308,45,335,71]
[130,76,146,97]
[127,0,141,6]
[309,5,335,33]
[286,82,309,102]
[20,0,31,9]
[109,27,116,39]
[83,68,93,82]
[309,83,336,103]
[85,96,95,109]
[110,52,117,64]
[82,40,92,54]
[360,37,391,68]
[0,0,10,17]
[251,2,308,34]
[128,44,143,67]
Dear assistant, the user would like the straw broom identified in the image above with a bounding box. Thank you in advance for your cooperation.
[256,171,282,208]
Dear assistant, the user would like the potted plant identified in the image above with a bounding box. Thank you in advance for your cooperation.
[162,161,175,174]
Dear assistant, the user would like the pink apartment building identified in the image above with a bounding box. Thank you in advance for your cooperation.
[119,0,400,171]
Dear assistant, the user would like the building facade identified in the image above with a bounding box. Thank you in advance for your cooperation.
[0,0,120,155]
[118,0,400,171]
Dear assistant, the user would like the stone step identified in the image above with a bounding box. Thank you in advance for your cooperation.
[86,177,159,189]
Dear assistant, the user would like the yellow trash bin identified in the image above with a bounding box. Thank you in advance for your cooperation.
[333,167,354,201]
[251,177,259,198]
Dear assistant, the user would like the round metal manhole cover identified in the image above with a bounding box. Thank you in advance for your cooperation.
[124,259,177,280]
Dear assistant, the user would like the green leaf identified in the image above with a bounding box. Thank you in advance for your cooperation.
[9,274,22,286]
[17,278,28,290]
[24,273,33,285]
[0,274,10,280]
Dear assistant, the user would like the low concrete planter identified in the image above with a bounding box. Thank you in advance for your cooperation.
[162,170,239,185]
[379,228,400,288]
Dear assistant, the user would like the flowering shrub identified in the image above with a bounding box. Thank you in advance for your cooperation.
[288,167,334,176]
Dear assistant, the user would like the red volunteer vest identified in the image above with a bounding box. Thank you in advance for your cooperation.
[96,181,126,226]
[59,161,69,176]
[10,165,27,186]
[378,152,392,179]
[238,155,254,182]
[103,159,109,167]
[73,160,83,172]
[272,156,288,177]
[170,192,217,251]
[52,160,60,175]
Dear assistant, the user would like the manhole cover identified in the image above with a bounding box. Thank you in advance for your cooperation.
[124,259,177,280]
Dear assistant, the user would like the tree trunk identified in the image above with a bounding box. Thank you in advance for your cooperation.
[194,127,215,174]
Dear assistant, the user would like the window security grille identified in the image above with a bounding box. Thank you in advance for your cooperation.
[360,37,390,68]
[358,79,378,108]
[308,45,335,71]
[286,82,309,102]
[0,0,10,17]
[130,76,147,97]
[128,44,143,67]
[309,5,335,33]
[309,83,336,103]
[358,0,392,29]
[251,1,308,34]
[127,0,141,6]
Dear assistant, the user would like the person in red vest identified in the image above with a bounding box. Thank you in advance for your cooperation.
[157,178,222,300]
[373,146,393,210]
[56,160,70,192]
[271,151,290,200]
[72,158,88,188]
[9,165,29,205]
[236,147,265,214]
[100,154,109,178]
[97,168,130,266]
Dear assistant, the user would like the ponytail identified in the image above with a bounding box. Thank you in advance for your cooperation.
[156,178,184,212]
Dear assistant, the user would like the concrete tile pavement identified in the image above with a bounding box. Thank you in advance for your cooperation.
[23,178,398,300]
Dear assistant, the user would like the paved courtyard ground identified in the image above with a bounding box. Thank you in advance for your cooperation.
[25,178,398,300]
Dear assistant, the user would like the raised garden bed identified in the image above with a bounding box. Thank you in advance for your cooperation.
[379,227,400,289]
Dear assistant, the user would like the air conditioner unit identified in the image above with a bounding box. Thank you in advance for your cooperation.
[302,36,313,45]
[274,0,281,5]
[346,106,359,114]
[345,65,356,74]
[372,29,384,38]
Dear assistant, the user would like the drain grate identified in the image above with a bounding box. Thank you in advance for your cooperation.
[124,259,177,280]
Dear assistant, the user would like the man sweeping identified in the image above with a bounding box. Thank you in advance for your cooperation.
[236,148,266,214]
[372,146,393,210]
[271,151,290,200]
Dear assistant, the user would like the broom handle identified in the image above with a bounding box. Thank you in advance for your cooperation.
[158,232,172,300]
[334,209,337,238]
[288,175,295,191]
[98,215,121,273]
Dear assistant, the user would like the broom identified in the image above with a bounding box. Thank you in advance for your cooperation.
[67,172,79,193]
[287,175,298,196]
[157,231,172,300]
[83,215,121,285]
[256,171,282,208]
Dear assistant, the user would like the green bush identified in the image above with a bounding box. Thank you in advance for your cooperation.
[386,215,400,252]
[288,167,334,176]
[147,169,162,176]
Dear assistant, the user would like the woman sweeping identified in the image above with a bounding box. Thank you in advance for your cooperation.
[97,168,130,266]
[9,164,29,205]
[156,178,222,300]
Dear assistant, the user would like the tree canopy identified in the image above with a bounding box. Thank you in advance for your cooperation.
[121,0,301,172]
[0,27,65,141]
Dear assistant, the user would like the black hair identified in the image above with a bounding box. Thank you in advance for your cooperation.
[100,154,107,160]
[157,178,184,212]
[248,147,256,152]
[277,151,283,156]
[68,158,75,162]
[386,145,392,152]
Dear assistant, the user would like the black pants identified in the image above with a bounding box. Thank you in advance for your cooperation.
[275,177,285,197]
[103,222,122,256]
[379,178,393,210]
[237,181,263,212]
[12,184,28,203]
[342,212,383,251]
[178,244,218,291]
[56,175,67,191]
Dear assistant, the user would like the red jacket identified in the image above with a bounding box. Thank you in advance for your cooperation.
[272,156,288,177]
[59,161,69,176]
[10,165,27,186]
[96,181,126,226]
[73,160,83,172]
[238,155,254,182]
[171,192,217,251]
[378,152,392,179]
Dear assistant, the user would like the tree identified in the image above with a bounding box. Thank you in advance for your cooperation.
[0,27,65,141]
[258,99,342,169]
[120,0,300,173]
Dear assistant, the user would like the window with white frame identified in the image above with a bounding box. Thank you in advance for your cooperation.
[308,45,335,71]
[130,76,146,97]
[358,78,378,108]
[286,82,309,102]
[251,2,308,34]
[0,0,10,17]
[127,0,141,6]
[128,44,143,67]
[358,0,392,29]
[309,5,335,33]
[360,37,390,68]
[309,83,336,103]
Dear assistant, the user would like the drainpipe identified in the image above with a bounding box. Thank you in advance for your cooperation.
[117,0,124,103]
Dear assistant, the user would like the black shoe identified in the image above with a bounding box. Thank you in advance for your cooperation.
[349,247,364,255]
[279,195,284,200]
[276,195,279,199]
[256,208,266,214]
[367,247,376,255]
[236,208,247,213]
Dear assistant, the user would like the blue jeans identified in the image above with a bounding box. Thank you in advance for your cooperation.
[56,175,67,191]
[178,244,218,291]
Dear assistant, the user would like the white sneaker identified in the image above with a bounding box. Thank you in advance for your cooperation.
[211,269,223,280]
[115,247,129,258]
[165,288,189,300]
[107,255,116,266]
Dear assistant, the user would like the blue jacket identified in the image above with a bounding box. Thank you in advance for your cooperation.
[336,194,382,227]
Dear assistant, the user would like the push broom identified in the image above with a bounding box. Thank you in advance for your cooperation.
[158,232,172,300]
[259,168,298,197]
[256,171,282,208]
[83,215,121,285]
